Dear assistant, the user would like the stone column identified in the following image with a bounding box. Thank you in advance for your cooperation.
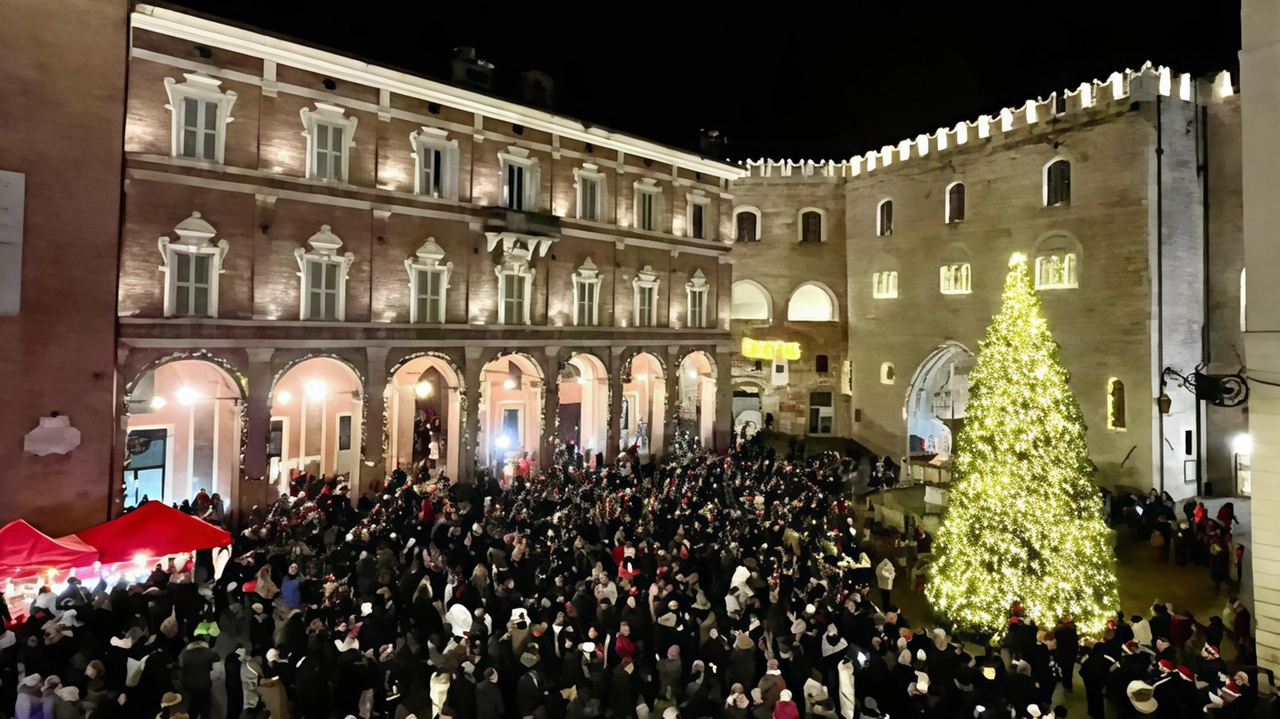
[241,347,274,519]
[362,346,390,496]
[714,343,734,452]
[664,344,681,457]
[462,346,484,483]
[538,346,561,471]
[608,346,624,463]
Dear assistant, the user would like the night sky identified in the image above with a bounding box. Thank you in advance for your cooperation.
[167,0,1242,161]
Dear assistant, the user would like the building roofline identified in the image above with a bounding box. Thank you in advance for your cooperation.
[132,4,745,181]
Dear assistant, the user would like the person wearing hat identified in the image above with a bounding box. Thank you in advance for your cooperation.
[158,691,186,719]
[1126,681,1158,715]
[772,688,801,719]
[177,632,218,719]
[476,667,504,719]
[757,657,786,711]
[16,673,52,719]
[1198,645,1228,691]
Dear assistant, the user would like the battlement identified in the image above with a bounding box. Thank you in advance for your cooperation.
[738,63,1235,180]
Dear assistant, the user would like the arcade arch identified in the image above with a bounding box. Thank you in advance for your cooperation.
[905,342,974,464]
[557,353,609,465]
[677,351,717,448]
[620,352,665,458]
[387,354,463,481]
[479,354,544,471]
[269,357,364,496]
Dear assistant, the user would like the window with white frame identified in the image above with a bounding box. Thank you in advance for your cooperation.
[940,263,971,294]
[799,209,825,242]
[735,208,760,242]
[572,258,602,326]
[575,164,605,222]
[685,268,709,328]
[633,265,660,327]
[301,103,357,182]
[686,192,710,240]
[411,127,459,200]
[499,147,540,211]
[294,225,354,320]
[877,199,894,236]
[1035,251,1077,289]
[634,180,661,231]
[405,238,453,323]
[164,74,237,163]
[1044,159,1071,207]
[873,271,899,299]
[495,241,535,325]
[945,182,966,223]
[158,212,229,318]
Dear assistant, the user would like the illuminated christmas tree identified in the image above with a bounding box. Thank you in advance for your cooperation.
[926,254,1119,638]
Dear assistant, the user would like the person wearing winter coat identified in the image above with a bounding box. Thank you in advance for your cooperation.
[476,668,504,719]
[875,559,896,607]
[52,686,83,719]
[772,688,800,719]
[15,674,53,719]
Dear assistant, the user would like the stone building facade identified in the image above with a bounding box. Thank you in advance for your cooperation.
[730,65,1248,499]
[114,5,740,521]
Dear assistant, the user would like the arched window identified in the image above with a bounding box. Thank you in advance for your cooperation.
[787,282,837,321]
[731,280,771,321]
[1107,378,1126,430]
[945,182,966,223]
[877,199,894,236]
[880,362,896,384]
[735,207,761,242]
[798,209,825,243]
[872,271,899,299]
[1033,232,1082,290]
[1045,159,1071,206]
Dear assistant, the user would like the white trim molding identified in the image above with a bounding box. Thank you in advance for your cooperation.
[571,257,602,327]
[300,103,358,182]
[945,181,966,223]
[157,211,229,318]
[685,190,711,240]
[495,240,535,325]
[163,73,237,163]
[632,265,660,327]
[404,237,453,323]
[872,270,899,299]
[876,198,894,237]
[684,268,709,328]
[1043,156,1072,207]
[498,146,540,211]
[733,205,762,242]
[573,163,606,222]
[410,126,460,200]
[294,225,355,320]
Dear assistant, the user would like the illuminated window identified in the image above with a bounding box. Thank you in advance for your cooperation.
[572,258,601,326]
[808,392,834,435]
[411,127,459,200]
[788,282,837,321]
[294,225,353,321]
[575,164,605,222]
[1035,252,1077,289]
[633,266,660,327]
[735,207,761,242]
[1045,159,1071,206]
[873,271,899,299]
[877,199,894,236]
[945,182,966,223]
[686,192,710,239]
[158,213,228,318]
[499,147,540,211]
[1107,378,1126,430]
[164,74,237,163]
[815,355,830,373]
[405,238,452,324]
[940,263,971,294]
[634,181,661,231]
[880,362,895,384]
[731,280,771,320]
[685,269,709,328]
[301,104,357,182]
[800,209,824,242]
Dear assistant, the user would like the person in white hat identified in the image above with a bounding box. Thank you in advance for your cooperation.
[1127,680,1158,715]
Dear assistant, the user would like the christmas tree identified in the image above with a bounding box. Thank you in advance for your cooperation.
[926,254,1119,637]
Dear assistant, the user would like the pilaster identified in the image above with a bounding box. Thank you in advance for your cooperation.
[241,347,274,518]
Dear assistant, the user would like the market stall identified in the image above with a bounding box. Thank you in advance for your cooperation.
[70,500,231,565]
[0,520,100,620]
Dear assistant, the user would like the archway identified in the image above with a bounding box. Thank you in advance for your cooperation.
[479,354,544,471]
[678,351,717,448]
[620,352,665,458]
[124,359,244,513]
[269,357,364,497]
[557,353,609,466]
[904,342,974,465]
[733,383,765,440]
[387,354,463,482]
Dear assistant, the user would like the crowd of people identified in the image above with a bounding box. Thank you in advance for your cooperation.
[0,431,1267,719]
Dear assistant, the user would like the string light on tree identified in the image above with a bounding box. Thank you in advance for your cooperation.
[926,253,1119,638]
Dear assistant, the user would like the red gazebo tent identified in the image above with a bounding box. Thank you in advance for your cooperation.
[0,520,100,580]
[72,501,231,565]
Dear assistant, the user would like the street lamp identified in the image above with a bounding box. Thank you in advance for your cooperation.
[176,386,198,405]
[415,380,433,398]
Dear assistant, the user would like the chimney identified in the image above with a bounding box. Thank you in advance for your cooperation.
[451,47,494,90]
[520,70,555,110]
[699,129,727,159]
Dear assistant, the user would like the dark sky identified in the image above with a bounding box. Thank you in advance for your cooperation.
[167,0,1242,161]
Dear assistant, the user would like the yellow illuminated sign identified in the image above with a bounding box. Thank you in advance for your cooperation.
[741,338,802,361]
